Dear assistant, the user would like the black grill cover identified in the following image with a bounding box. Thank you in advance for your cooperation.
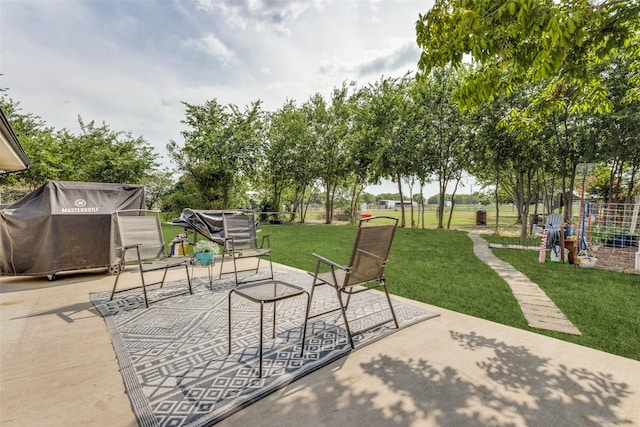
[172,209,227,243]
[0,181,144,276]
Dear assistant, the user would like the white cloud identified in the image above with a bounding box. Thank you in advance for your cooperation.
[356,40,422,77]
[185,33,234,64]
[196,0,313,35]
[1,0,436,170]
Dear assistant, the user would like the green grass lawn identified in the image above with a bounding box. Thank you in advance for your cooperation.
[491,248,640,361]
[161,221,639,361]
[259,223,639,361]
[304,205,522,230]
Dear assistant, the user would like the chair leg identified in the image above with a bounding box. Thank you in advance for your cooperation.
[110,272,122,301]
[219,253,226,280]
[337,288,355,349]
[139,270,149,308]
[300,291,311,357]
[381,282,399,329]
[344,291,353,310]
[232,255,239,286]
[159,268,169,288]
[308,259,322,306]
[267,255,274,280]
[184,265,193,295]
[255,255,261,276]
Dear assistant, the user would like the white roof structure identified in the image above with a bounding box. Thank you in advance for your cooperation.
[0,107,30,175]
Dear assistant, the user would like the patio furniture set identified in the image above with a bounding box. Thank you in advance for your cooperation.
[109,210,400,377]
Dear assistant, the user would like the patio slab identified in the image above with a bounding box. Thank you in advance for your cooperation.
[1,261,639,427]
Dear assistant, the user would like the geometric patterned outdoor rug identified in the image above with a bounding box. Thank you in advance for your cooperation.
[90,266,438,427]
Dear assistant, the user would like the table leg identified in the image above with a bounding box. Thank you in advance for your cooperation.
[259,301,264,378]
[227,290,234,355]
[272,301,276,339]
[272,282,277,338]
[300,291,310,357]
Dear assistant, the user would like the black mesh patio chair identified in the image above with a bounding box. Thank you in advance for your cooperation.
[307,215,399,348]
[219,211,273,286]
[110,210,192,308]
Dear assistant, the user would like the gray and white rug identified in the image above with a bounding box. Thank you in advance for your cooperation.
[91,267,438,427]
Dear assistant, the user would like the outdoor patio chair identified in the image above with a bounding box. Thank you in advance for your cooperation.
[219,211,273,286]
[307,215,399,349]
[540,212,564,249]
[532,212,563,238]
[110,210,192,308]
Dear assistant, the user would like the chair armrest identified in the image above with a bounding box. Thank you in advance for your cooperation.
[223,236,235,252]
[120,243,141,250]
[260,233,271,248]
[116,243,143,264]
[312,253,347,271]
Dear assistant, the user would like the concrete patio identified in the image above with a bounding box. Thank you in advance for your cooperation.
[1,262,639,426]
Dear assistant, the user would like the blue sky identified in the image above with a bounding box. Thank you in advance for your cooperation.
[0,0,479,196]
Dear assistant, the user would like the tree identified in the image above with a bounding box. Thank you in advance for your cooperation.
[416,0,640,116]
[345,82,386,223]
[406,78,437,228]
[305,87,353,224]
[591,54,640,202]
[417,0,639,232]
[142,169,175,210]
[262,99,317,221]
[417,67,472,229]
[1,94,158,192]
[470,86,551,236]
[364,76,414,227]
[169,99,264,210]
[62,117,158,184]
[0,95,61,191]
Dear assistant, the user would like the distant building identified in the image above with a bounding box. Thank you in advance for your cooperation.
[379,200,416,209]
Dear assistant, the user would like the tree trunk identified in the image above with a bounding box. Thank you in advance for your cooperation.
[446,176,461,229]
[437,176,447,229]
[302,185,314,224]
[627,164,638,202]
[329,183,337,221]
[521,171,532,237]
[396,174,405,228]
[405,177,415,228]
[324,183,331,224]
[420,182,425,229]
[494,173,500,234]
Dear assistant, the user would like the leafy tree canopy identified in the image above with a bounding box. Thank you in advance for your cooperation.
[416,0,640,116]
[1,94,158,194]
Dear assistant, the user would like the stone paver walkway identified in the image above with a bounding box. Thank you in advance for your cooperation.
[468,232,581,335]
